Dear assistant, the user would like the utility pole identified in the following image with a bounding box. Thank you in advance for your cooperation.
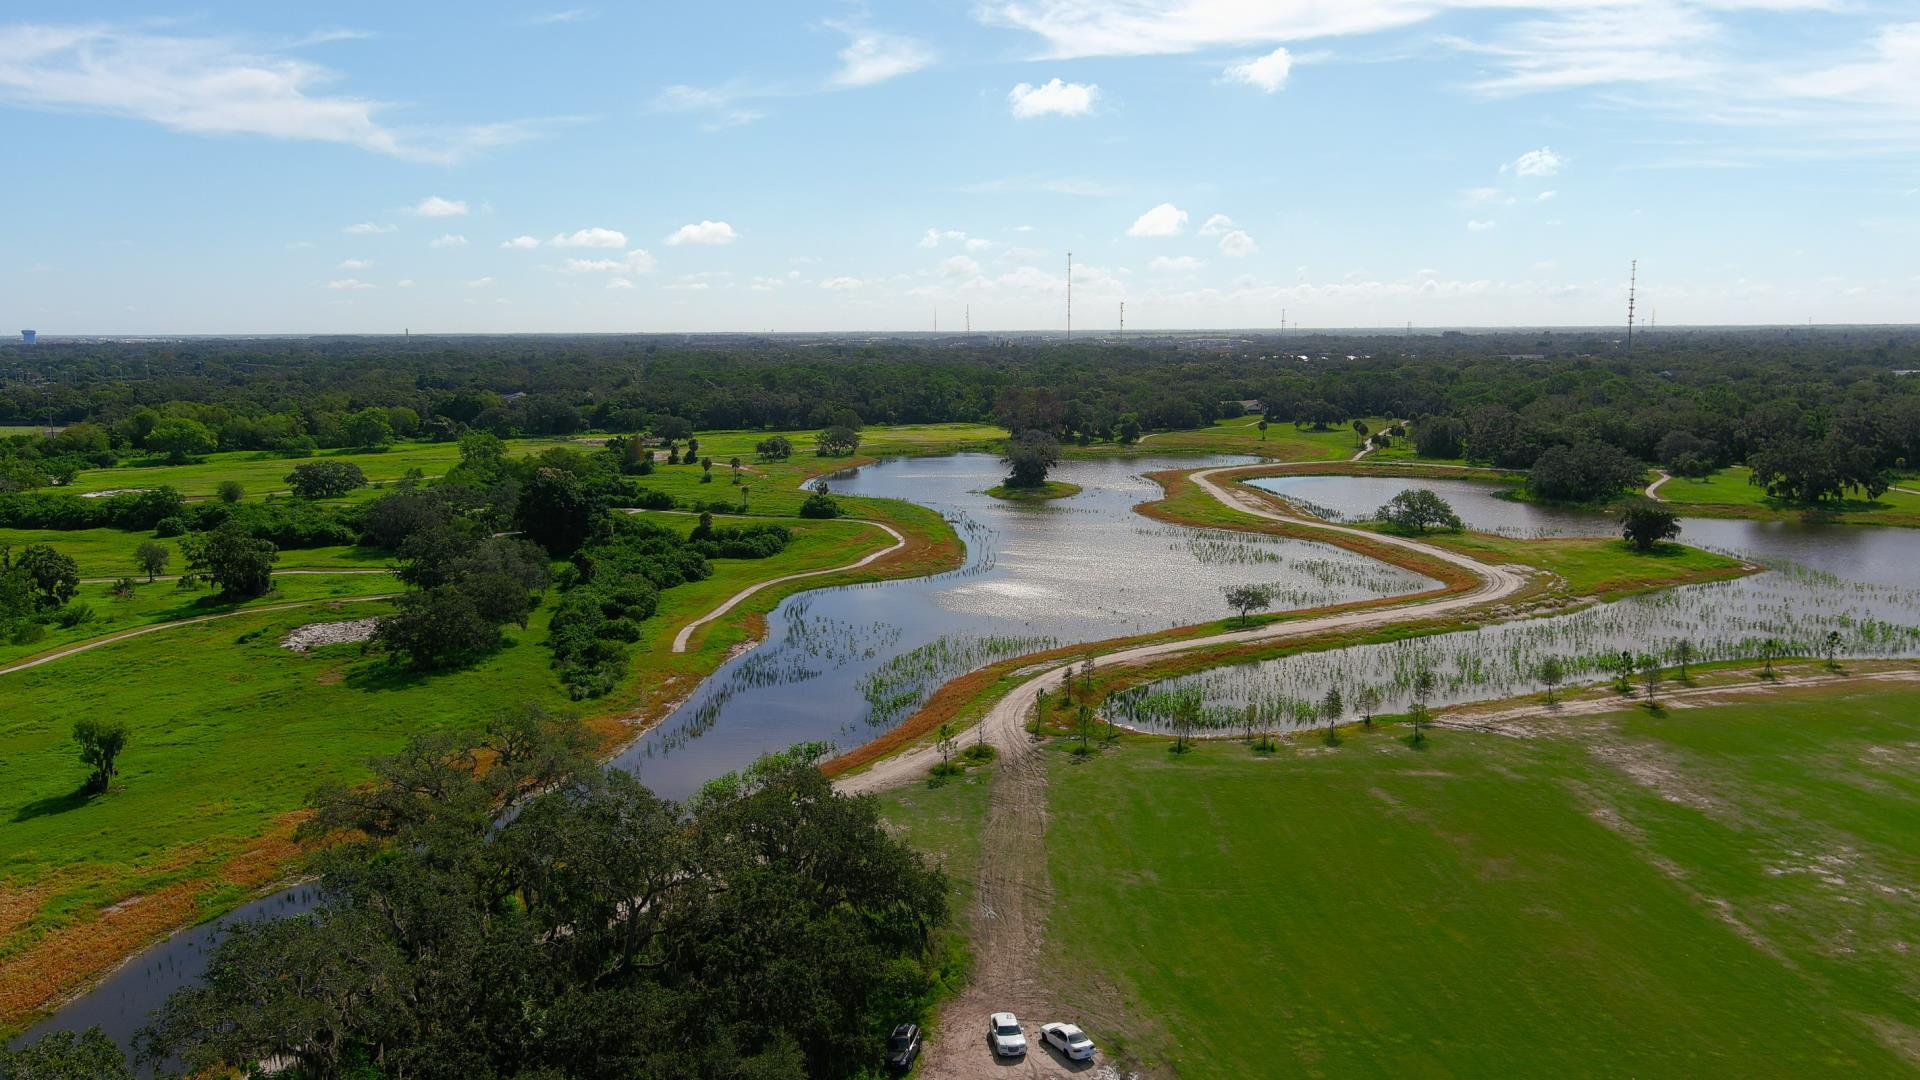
[1626,259,1638,353]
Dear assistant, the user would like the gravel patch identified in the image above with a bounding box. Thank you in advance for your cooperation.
[281,618,379,652]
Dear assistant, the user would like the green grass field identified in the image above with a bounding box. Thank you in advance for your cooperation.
[1659,466,1920,517]
[1093,417,1376,462]
[0,509,925,1028]
[60,437,589,499]
[0,527,390,580]
[887,684,1920,1077]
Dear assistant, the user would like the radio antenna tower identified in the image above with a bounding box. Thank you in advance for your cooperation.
[1625,259,1638,353]
[965,305,971,335]
[1066,252,1073,340]
[1118,301,1124,340]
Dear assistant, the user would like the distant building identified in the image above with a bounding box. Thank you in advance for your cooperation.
[19,330,34,345]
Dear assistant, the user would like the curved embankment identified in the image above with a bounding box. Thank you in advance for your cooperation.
[836,463,1531,794]
[0,594,400,677]
[669,520,906,653]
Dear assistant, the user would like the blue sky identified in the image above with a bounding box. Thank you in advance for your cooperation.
[2,1,1916,333]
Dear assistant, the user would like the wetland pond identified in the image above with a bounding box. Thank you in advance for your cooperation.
[1111,474,1920,734]
[25,453,1438,1058]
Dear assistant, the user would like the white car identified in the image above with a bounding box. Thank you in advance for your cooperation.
[988,1012,1027,1057]
[1040,1022,1096,1061]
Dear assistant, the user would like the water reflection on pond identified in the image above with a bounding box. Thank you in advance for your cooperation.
[613,455,1437,800]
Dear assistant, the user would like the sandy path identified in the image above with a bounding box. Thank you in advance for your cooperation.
[669,520,905,653]
[0,594,399,676]
[840,465,1530,1078]
[1645,470,1672,500]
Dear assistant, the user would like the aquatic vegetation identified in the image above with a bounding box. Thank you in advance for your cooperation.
[857,632,1058,727]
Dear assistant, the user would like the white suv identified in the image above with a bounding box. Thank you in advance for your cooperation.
[988,1012,1027,1057]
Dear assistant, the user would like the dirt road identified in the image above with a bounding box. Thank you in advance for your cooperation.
[669,520,905,653]
[838,464,1533,1078]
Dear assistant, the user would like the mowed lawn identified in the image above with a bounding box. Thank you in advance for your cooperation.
[1659,466,1920,517]
[998,686,1920,1077]
[0,526,391,580]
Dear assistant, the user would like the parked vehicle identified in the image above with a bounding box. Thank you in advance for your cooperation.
[885,1023,921,1072]
[988,1012,1028,1057]
[1040,1022,1097,1061]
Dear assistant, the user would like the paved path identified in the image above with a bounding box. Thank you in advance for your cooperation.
[0,594,399,676]
[668,520,906,653]
[840,463,1532,1079]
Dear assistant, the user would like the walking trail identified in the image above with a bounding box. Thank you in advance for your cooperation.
[669,520,905,653]
[0,594,399,676]
[1645,470,1672,500]
[838,464,1533,1078]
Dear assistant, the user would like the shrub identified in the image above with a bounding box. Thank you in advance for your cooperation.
[54,602,95,629]
[799,491,841,519]
[216,479,246,503]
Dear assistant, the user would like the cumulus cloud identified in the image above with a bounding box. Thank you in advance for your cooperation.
[410,195,469,217]
[430,234,467,248]
[820,276,865,290]
[1197,213,1236,236]
[1008,78,1099,119]
[1505,147,1564,177]
[1149,255,1204,273]
[396,278,415,287]
[337,258,373,270]
[920,228,967,248]
[325,277,374,290]
[1126,203,1189,237]
[552,227,628,248]
[832,27,934,87]
[501,235,540,249]
[466,276,495,288]
[607,277,634,289]
[665,220,737,246]
[344,222,395,235]
[943,255,982,277]
[1218,230,1258,257]
[1467,219,1497,231]
[1224,46,1293,92]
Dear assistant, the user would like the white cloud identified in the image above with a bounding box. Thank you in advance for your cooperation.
[1218,230,1258,257]
[832,27,934,87]
[1197,213,1236,236]
[396,278,415,287]
[501,235,541,249]
[0,24,549,164]
[528,9,594,25]
[1463,186,1500,204]
[325,277,374,290]
[1008,78,1099,119]
[607,277,634,289]
[466,276,495,288]
[1536,189,1557,202]
[411,196,469,217]
[1224,46,1293,93]
[979,2,1439,58]
[920,228,967,248]
[344,222,395,235]
[650,82,766,129]
[562,249,656,275]
[1467,219,1497,231]
[820,276,865,290]
[665,220,737,246]
[1149,255,1205,273]
[552,227,628,248]
[1505,147,1564,177]
[1126,203,1189,237]
[943,255,982,277]
[430,234,468,248]
[337,258,373,270]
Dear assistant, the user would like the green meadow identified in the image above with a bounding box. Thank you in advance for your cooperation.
[887,683,1920,1077]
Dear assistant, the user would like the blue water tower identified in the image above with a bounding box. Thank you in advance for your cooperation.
[18,330,34,345]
